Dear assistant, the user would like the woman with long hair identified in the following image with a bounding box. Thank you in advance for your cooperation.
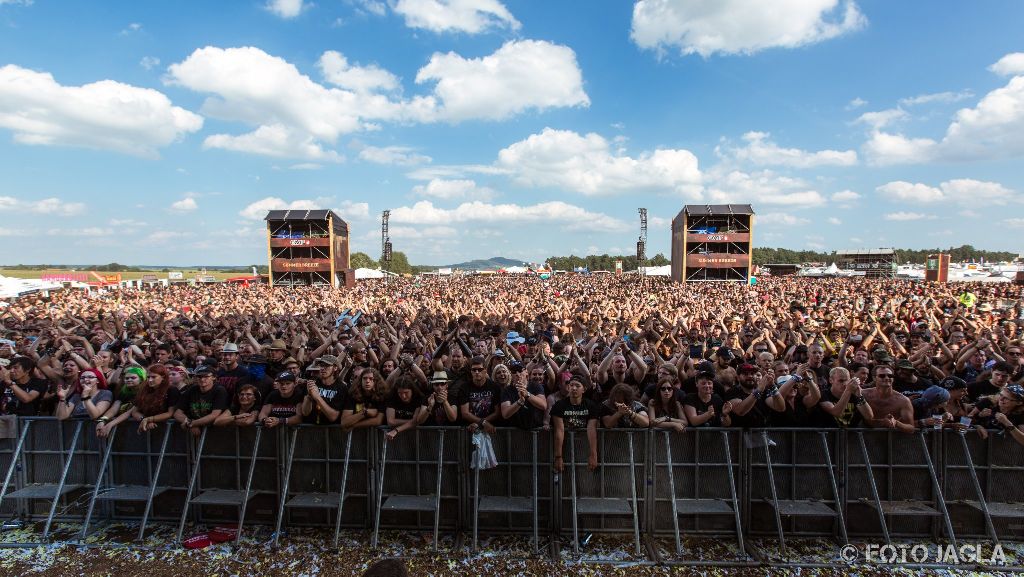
[96,365,145,437]
[602,383,650,428]
[340,368,389,430]
[648,377,687,432]
[385,374,426,440]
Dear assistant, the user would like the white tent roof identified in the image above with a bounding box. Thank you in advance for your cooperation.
[0,274,63,299]
[639,265,671,276]
[825,262,840,274]
[503,266,529,273]
[354,268,385,279]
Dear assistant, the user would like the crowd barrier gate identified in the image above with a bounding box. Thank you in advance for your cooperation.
[81,422,174,540]
[943,429,1024,542]
[563,428,642,557]
[747,428,846,552]
[846,429,954,543]
[2,417,1024,559]
[650,428,744,559]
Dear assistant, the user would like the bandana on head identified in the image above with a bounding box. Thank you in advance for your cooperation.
[1006,384,1024,401]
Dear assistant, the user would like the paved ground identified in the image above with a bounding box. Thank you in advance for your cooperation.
[0,521,1019,576]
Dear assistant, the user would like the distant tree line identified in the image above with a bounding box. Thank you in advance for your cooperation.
[753,245,1019,265]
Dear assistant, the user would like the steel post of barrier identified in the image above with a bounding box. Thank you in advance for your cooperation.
[273,427,300,546]
[722,430,745,554]
[176,427,208,543]
[81,425,118,539]
[235,426,263,543]
[818,430,847,546]
[760,431,787,552]
[568,430,579,557]
[333,431,353,546]
[919,432,956,549]
[663,430,681,557]
[42,420,83,539]
[137,423,173,540]
[947,430,1024,540]
[371,434,388,549]
[856,431,891,543]
[0,419,31,516]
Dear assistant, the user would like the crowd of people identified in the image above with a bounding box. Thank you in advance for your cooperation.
[1,275,1023,465]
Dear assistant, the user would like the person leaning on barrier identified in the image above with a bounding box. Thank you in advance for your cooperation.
[501,360,547,429]
[458,356,501,435]
[421,370,458,426]
[259,371,307,429]
[56,368,112,420]
[173,365,227,435]
[970,384,1024,444]
[0,356,47,416]
[812,366,874,428]
[862,365,916,433]
[550,375,602,472]
[722,364,785,428]
[601,383,649,429]
[910,385,953,431]
[98,365,175,436]
[384,375,427,440]
[650,375,689,432]
[683,371,729,428]
[96,365,144,437]
[300,355,346,425]
[214,384,262,427]
[340,368,387,430]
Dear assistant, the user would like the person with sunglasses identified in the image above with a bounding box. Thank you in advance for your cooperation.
[811,366,874,428]
[863,365,916,433]
[650,377,688,433]
[458,356,501,434]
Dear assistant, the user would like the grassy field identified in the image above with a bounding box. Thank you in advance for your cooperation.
[0,268,244,281]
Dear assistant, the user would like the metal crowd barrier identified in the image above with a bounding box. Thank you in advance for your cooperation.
[746,428,846,551]
[943,429,1024,541]
[3,417,1024,557]
[650,428,744,559]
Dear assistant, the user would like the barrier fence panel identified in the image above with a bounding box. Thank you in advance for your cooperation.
[2,418,104,536]
[472,427,549,552]
[0,421,21,519]
[561,428,643,556]
[746,428,845,549]
[650,428,744,557]
[845,429,952,542]
[372,426,462,549]
[275,426,372,546]
[944,430,1024,541]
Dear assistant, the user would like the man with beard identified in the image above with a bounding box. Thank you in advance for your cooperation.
[723,364,785,428]
[215,343,252,398]
[301,355,346,424]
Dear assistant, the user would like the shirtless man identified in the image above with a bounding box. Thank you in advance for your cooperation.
[862,365,915,433]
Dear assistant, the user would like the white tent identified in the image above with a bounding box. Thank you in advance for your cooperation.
[503,265,529,274]
[354,268,385,279]
[639,265,671,276]
[0,274,63,299]
[824,262,840,275]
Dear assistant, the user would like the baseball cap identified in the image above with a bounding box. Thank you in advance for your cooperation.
[276,371,297,382]
[192,365,215,377]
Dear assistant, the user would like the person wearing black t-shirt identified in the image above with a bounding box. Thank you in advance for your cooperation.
[722,364,785,428]
[215,384,261,427]
[812,367,874,428]
[457,357,501,434]
[340,368,387,430]
[301,357,346,425]
[385,377,426,440]
[683,373,729,428]
[550,376,604,472]
[259,371,306,428]
[0,357,47,416]
[967,362,1013,402]
[500,361,547,429]
[174,365,228,435]
[215,343,253,398]
[423,371,459,426]
[601,383,649,429]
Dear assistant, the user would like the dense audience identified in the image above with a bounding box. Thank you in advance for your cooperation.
[1,275,1023,456]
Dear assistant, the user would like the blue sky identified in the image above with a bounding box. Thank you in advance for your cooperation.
[1,0,1023,266]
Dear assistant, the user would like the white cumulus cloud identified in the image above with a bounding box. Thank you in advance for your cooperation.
[827,217,842,225]
[266,0,307,18]
[989,53,1024,77]
[705,169,826,207]
[318,51,399,93]
[389,200,629,232]
[0,196,85,216]
[831,190,861,202]
[412,179,495,200]
[496,127,701,197]
[239,196,321,220]
[723,131,857,167]
[877,179,1016,205]
[631,0,866,57]
[758,213,810,226]
[0,65,202,157]
[170,197,198,212]
[358,145,431,166]
[392,0,520,34]
[883,211,932,221]
[415,40,589,121]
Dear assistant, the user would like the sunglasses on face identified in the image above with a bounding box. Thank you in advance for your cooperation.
[471,367,486,372]
[659,387,674,391]
[875,374,894,379]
